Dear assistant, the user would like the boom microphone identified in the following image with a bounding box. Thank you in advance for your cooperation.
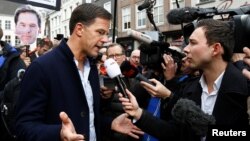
[167,7,217,25]
[167,7,198,25]
[172,98,215,136]
[138,0,151,11]
[104,58,128,98]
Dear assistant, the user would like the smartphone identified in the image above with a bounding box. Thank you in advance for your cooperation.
[103,77,116,89]
[99,76,116,89]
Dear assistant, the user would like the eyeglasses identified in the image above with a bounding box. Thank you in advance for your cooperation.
[131,56,140,59]
[108,53,123,58]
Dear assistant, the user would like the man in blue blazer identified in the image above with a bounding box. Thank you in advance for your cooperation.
[15,3,143,141]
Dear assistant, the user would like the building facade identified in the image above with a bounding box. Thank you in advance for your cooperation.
[49,0,83,40]
[1,0,249,47]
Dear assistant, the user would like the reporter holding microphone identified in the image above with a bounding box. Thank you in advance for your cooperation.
[118,89,214,141]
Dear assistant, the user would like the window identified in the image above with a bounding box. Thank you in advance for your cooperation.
[153,0,164,24]
[64,9,67,20]
[86,0,91,3]
[171,0,183,2]
[15,36,20,46]
[104,1,111,13]
[199,0,211,2]
[104,1,112,29]
[55,17,58,27]
[0,20,2,28]
[51,19,54,27]
[70,6,73,13]
[59,16,61,25]
[5,20,11,30]
[122,7,131,31]
[64,26,67,36]
[5,35,11,44]
[136,3,146,29]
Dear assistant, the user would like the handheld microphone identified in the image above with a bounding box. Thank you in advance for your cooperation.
[138,0,152,11]
[127,29,170,47]
[120,60,154,85]
[104,58,128,98]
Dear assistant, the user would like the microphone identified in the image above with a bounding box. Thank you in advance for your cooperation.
[120,60,154,85]
[138,0,151,11]
[167,7,217,25]
[104,58,128,98]
[172,98,215,136]
[127,29,170,47]
[167,7,199,25]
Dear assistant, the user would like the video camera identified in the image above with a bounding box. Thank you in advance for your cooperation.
[127,29,185,70]
[122,0,185,71]
[170,6,250,53]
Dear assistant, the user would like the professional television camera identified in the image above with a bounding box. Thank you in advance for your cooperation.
[127,0,185,71]
[167,5,250,53]
[127,29,185,70]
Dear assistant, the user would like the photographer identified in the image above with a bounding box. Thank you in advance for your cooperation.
[118,19,249,141]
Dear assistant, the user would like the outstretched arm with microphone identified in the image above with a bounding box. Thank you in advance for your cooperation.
[118,89,215,140]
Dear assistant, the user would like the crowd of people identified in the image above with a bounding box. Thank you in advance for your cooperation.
[0,3,250,141]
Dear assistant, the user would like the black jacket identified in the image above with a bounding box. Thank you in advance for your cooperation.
[135,63,249,141]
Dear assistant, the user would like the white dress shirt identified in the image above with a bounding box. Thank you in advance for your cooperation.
[199,71,224,141]
[75,58,96,141]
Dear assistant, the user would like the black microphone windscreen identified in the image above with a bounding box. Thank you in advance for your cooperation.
[120,60,139,78]
[167,7,199,25]
[171,98,215,136]
[138,0,150,11]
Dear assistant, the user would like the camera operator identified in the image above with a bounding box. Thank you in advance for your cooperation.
[118,19,249,141]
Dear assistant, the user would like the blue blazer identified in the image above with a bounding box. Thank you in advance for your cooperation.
[15,40,106,141]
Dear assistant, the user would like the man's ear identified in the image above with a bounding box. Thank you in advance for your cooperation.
[75,23,84,36]
[212,43,223,56]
